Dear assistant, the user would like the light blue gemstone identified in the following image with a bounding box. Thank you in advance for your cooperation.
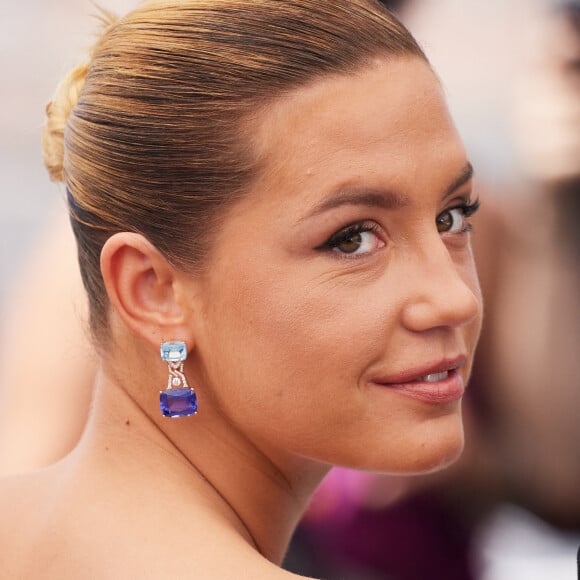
[160,341,187,362]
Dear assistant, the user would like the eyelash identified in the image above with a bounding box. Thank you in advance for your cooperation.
[446,198,481,233]
[457,198,480,219]
[317,197,481,257]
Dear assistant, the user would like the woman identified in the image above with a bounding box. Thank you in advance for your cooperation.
[0,0,482,577]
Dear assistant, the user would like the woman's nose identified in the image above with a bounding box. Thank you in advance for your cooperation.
[400,240,482,333]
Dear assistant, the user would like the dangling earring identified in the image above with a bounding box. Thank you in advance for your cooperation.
[159,341,198,418]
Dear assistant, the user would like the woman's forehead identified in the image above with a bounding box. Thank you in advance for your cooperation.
[248,57,463,193]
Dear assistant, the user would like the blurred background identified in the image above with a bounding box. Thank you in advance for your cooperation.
[1,1,579,579]
[0,0,137,301]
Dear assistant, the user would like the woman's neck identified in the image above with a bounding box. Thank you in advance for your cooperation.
[74,369,329,564]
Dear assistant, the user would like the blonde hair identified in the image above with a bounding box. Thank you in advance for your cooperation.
[44,64,89,183]
[43,0,425,344]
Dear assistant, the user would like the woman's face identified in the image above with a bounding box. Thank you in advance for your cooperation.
[191,57,482,475]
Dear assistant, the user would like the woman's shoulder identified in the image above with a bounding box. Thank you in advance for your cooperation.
[0,469,53,526]
[0,469,59,577]
[0,466,316,579]
[0,463,121,577]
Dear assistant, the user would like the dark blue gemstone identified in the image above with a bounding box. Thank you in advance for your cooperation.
[159,388,197,418]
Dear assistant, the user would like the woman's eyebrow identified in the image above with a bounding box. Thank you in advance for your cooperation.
[303,188,410,222]
[303,161,474,221]
[444,162,474,198]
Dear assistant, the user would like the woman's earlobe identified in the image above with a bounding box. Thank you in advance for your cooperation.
[100,232,194,349]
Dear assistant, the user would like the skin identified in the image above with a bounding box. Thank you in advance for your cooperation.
[0,56,481,578]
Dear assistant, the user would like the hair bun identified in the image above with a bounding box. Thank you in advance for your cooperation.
[42,63,89,183]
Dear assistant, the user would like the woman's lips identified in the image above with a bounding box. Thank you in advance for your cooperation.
[371,356,467,405]
[372,369,465,405]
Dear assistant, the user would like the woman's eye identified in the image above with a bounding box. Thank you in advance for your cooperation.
[318,223,385,257]
[436,200,480,234]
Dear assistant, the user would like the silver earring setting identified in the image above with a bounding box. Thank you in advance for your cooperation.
[159,341,198,418]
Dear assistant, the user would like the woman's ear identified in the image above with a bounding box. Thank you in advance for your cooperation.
[100,232,194,349]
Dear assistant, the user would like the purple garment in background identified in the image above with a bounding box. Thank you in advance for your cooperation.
[288,491,476,580]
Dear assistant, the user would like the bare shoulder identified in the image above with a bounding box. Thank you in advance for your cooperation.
[207,553,317,580]
[0,470,55,578]
[180,558,317,580]
[117,521,319,579]
[250,566,316,580]
[0,470,51,525]
[262,567,318,580]
[0,467,318,579]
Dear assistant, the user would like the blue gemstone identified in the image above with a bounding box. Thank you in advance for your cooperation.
[160,341,187,362]
[160,388,197,418]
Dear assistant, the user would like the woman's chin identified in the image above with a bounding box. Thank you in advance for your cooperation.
[337,414,466,476]
[397,420,465,476]
[401,408,466,475]
[410,436,465,475]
